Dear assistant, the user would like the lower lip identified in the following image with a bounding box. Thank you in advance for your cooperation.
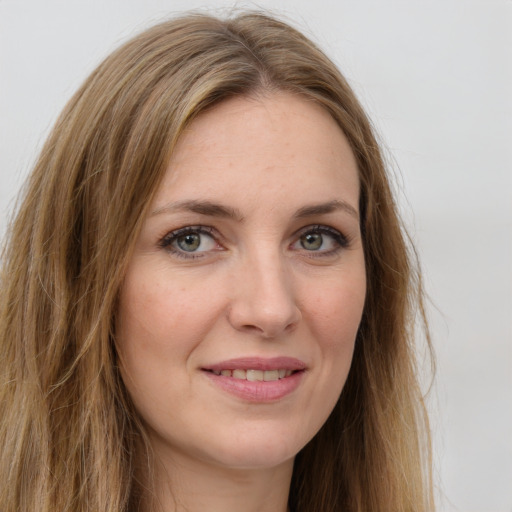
[203,370,304,402]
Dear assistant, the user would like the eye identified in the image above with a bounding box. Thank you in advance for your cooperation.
[291,225,348,255]
[159,226,220,258]
[300,232,325,251]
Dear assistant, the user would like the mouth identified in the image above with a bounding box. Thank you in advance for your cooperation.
[206,368,297,381]
[201,357,306,402]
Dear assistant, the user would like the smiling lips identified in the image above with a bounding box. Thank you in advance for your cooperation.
[203,357,306,402]
[210,368,293,381]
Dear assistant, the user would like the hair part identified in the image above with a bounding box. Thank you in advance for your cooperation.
[0,11,434,512]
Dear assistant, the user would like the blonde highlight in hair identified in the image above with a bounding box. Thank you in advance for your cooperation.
[0,12,434,511]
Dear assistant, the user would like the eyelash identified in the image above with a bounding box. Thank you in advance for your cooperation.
[159,226,219,259]
[158,224,350,259]
[294,225,350,257]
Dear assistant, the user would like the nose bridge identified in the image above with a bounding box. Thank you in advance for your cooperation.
[228,239,301,337]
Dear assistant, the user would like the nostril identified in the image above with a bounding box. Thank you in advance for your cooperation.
[226,278,302,337]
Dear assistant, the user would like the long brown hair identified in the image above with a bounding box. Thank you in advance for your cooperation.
[0,12,434,511]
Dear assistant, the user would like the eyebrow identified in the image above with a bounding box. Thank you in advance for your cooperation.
[151,200,244,221]
[150,198,359,222]
[294,200,359,221]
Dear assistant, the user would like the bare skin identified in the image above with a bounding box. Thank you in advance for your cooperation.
[117,92,366,512]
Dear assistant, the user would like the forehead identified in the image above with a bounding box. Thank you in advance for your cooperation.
[154,92,360,214]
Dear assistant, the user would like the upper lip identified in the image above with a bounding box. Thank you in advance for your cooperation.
[203,357,307,372]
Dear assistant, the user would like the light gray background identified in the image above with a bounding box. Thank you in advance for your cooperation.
[1,1,511,510]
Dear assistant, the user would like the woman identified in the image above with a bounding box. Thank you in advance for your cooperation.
[0,11,434,512]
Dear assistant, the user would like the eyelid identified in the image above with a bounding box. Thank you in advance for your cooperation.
[291,224,350,255]
[158,225,223,259]
[157,223,351,260]
[159,225,215,245]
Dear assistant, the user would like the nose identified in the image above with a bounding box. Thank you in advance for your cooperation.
[227,249,302,338]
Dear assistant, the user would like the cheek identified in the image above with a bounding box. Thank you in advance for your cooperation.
[115,264,231,411]
[117,267,214,352]
[115,268,215,419]
[115,272,181,391]
[293,273,365,439]
[305,273,366,346]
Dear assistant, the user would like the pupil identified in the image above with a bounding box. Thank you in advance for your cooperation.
[178,233,200,251]
[301,233,322,250]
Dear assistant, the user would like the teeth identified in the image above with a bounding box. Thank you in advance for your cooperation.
[263,370,279,381]
[232,369,246,379]
[210,369,294,380]
[247,369,263,381]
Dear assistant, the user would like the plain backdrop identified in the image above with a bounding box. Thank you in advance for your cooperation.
[1,1,511,510]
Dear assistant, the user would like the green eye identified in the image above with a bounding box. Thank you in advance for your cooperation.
[292,225,348,255]
[160,226,219,258]
[177,233,201,252]
[300,232,323,250]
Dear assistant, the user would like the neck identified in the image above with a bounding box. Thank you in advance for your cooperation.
[139,446,294,512]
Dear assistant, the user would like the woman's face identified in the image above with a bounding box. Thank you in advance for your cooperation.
[116,92,366,472]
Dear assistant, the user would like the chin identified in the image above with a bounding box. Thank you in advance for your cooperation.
[200,425,309,471]
[213,448,296,472]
